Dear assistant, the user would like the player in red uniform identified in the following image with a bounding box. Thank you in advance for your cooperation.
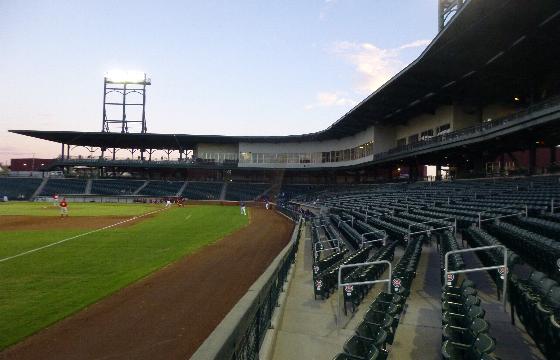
[59,198,69,218]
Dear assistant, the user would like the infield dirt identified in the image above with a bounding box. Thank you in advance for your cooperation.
[0,215,150,231]
[0,207,294,360]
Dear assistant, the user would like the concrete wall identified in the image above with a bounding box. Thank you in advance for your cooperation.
[197,143,239,154]
[481,103,517,122]
[373,125,396,154]
[453,104,481,130]
[239,126,374,154]
[395,105,453,142]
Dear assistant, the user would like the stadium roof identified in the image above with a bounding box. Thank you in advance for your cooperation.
[11,0,560,147]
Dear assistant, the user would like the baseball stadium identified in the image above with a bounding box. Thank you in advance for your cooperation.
[1,1,560,359]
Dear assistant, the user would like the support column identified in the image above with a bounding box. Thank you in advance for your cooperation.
[61,143,65,160]
[550,146,557,165]
[500,153,505,174]
[66,144,70,159]
[436,164,442,181]
[529,147,537,175]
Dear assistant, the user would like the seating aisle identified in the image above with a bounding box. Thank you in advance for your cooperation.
[460,247,545,359]
[388,242,442,360]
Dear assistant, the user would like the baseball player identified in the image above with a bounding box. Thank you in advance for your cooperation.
[59,197,69,217]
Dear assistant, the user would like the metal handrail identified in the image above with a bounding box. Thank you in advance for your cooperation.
[360,230,387,248]
[444,245,508,312]
[314,239,341,259]
[477,204,527,227]
[337,260,392,327]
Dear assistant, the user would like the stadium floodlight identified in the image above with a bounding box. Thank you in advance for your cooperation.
[102,70,151,133]
[105,70,150,84]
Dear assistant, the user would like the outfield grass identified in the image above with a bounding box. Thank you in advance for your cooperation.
[0,204,249,350]
[0,201,157,217]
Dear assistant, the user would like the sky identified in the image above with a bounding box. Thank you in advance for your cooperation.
[0,0,437,164]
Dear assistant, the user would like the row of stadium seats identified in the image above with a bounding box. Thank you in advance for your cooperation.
[90,179,144,195]
[342,242,398,313]
[460,225,559,357]
[510,271,560,358]
[137,180,183,196]
[333,236,424,360]
[181,181,222,200]
[39,178,87,196]
[224,182,270,201]
[0,177,42,200]
[441,280,500,359]
[484,221,560,283]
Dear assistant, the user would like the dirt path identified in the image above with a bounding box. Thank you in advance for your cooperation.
[0,215,147,231]
[0,208,294,360]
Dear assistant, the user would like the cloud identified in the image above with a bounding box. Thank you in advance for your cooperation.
[305,91,358,110]
[398,39,431,50]
[319,0,339,20]
[331,39,430,94]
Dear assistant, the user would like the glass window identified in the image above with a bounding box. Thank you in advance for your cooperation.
[421,129,434,138]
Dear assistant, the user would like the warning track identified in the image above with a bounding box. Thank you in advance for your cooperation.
[0,207,294,360]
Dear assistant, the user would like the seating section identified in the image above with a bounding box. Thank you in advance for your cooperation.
[90,179,144,195]
[296,176,560,359]
[225,183,270,201]
[484,221,560,283]
[437,230,464,286]
[39,178,87,196]
[509,270,560,358]
[441,280,500,359]
[333,237,424,359]
[0,177,42,200]
[138,180,184,196]
[181,182,222,200]
[342,242,397,313]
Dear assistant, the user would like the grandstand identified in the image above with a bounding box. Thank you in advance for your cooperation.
[2,1,560,359]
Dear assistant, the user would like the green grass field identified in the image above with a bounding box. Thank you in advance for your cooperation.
[0,203,249,350]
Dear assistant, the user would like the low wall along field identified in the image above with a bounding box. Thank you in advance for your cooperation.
[0,202,249,350]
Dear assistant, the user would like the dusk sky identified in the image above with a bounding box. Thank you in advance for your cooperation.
[0,0,437,164]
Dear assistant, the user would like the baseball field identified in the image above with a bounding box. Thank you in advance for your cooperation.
[0,202,249,350]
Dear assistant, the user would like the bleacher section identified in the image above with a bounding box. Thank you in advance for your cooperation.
[181,182,222,200]
[90,179,144,195]
[39,178,87,196]
[272,175,560,359]
[137,180,184,196]
[0,177,42,200]
[225,183,270,201]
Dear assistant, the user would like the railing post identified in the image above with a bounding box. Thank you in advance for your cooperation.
[478,212,482,228]
[502,248,508,310]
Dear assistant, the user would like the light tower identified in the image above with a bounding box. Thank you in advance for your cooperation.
[438,0,465,31]
[102,71,151,133]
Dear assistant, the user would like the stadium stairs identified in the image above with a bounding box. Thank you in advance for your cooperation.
[31,178,48,198]
[219,181,227,200]
[133,180,149,195]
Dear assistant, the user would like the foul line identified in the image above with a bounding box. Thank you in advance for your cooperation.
[0,208,167,264]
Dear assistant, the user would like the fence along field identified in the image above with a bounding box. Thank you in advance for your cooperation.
[0,202,249,350]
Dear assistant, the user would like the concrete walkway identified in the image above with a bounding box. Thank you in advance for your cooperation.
[388,243,442,360]
[270,226,354,360]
